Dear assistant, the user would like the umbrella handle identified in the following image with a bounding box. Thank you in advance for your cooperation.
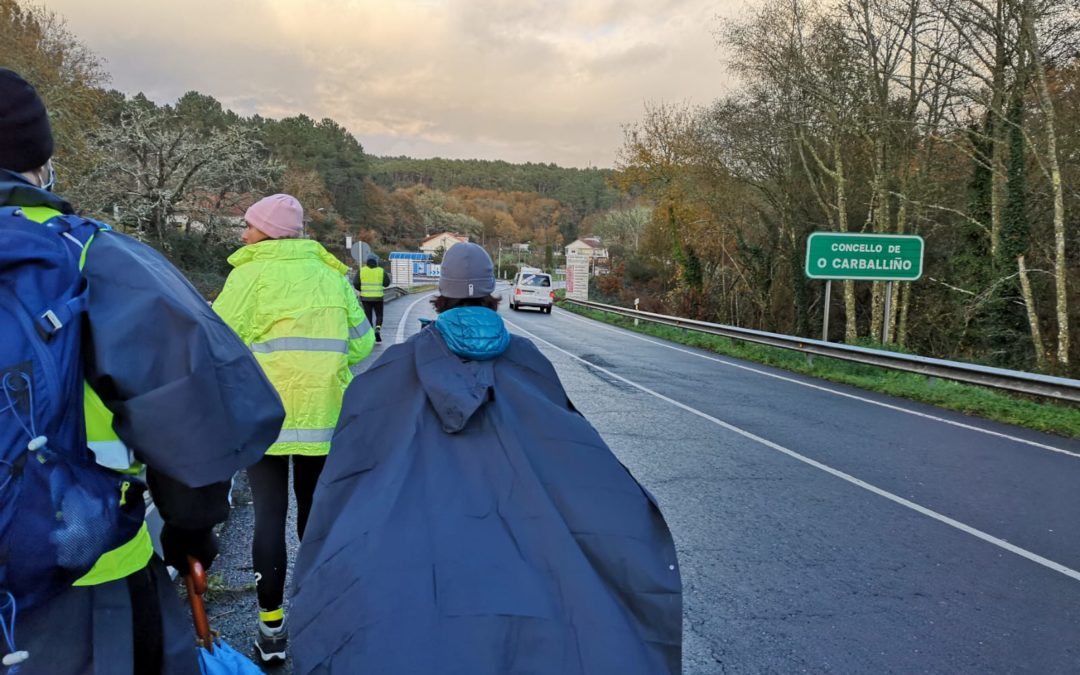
[185,556,214,653]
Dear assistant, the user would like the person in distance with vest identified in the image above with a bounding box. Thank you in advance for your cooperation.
[0,68,285,674]
[354,255,391,342]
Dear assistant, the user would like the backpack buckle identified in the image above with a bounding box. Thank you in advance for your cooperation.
[35,281,88,339]
[38,309,64,337]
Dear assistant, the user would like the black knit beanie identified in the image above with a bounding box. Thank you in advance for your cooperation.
[0,69,54,173]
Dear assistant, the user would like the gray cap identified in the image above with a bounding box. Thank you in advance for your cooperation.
[438,243,495,299]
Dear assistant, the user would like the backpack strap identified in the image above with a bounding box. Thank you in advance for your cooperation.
[43,214,110,262]
[35,276,88,339]
[39,213,95,339]
[0,208,95,339]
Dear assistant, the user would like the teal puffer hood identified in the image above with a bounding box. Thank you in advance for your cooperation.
[434,306,510,361]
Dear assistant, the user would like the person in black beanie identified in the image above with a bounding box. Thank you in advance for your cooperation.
[0,70,53,167]
[0,68,283,674]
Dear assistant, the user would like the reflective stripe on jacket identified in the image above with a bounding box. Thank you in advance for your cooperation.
[21,205,154,586]
[358,266,386,299]
[214,239,374,456]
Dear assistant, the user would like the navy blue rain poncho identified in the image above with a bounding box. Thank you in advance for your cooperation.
[291,306,682,674]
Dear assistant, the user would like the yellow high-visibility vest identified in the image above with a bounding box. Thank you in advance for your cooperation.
[358,266,386,299]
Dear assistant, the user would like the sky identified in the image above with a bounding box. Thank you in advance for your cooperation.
[47,0,748,168]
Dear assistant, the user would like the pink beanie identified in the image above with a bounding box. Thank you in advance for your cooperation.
[245,194,304,239]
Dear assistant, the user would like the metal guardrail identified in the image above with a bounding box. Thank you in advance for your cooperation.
[384,286,409,302]
[563,299,1080,405]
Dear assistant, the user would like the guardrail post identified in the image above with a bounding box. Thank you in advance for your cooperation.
[634,298,640,326]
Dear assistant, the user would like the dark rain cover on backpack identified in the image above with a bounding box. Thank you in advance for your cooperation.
[0,208,145,619]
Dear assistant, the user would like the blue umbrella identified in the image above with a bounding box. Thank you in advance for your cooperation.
[186,557,264,675]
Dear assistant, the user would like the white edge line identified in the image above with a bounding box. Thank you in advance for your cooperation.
[506,318,1080,584]
[552,308,1079,458]
[395,292,437,344]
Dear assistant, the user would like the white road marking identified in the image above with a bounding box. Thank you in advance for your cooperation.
[395,292,436,344]
[550,308,1079,458]
[507,318,1080,584]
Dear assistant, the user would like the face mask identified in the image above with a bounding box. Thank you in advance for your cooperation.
[40,161,56,191]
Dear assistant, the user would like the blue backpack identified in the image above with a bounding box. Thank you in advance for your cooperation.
[0,208,145,648]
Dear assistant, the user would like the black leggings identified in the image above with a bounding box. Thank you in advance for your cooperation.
[248,454,327,612]
[362,299,385,329]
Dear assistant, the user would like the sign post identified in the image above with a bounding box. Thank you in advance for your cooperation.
[822,279,832,341]
[882,281,893,343]
[350,240,373,264]
[805,232,924,342]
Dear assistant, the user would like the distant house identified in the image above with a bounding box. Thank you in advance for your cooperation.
[420,231,470,255]
[565,237,608,260]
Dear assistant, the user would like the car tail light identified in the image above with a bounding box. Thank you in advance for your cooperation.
[515,288,521,295]
[549,291,555,299]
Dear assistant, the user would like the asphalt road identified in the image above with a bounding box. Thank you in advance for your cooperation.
[204,288,1080,674]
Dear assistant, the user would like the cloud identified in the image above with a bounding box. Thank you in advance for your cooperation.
[48,0,742,167]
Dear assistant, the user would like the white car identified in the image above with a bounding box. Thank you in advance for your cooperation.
[510,271,554,313]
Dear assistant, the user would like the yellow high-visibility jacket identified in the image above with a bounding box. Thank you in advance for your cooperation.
[214,239,374,456]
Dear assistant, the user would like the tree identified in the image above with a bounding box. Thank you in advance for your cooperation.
[1019,0,1070,368]
[721,0,849,336]
[616,103,710,295]
[81,100,281,245]
[262,115,370,222]
[0,0,109,187]
[592,205,652,256]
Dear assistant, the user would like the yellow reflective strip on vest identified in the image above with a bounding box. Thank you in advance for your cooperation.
[72,522,153,586]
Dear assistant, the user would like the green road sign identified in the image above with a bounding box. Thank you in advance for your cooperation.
[805,232,924,281]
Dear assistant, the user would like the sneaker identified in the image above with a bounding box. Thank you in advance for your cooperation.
[255,619,287,663]
[375,328,382,343]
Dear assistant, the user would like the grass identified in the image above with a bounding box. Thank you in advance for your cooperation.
[199,572,257,601]
[557,301,1080,439]
[408,284,437,293]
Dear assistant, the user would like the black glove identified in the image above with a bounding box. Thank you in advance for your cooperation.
[160,523,219,575]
